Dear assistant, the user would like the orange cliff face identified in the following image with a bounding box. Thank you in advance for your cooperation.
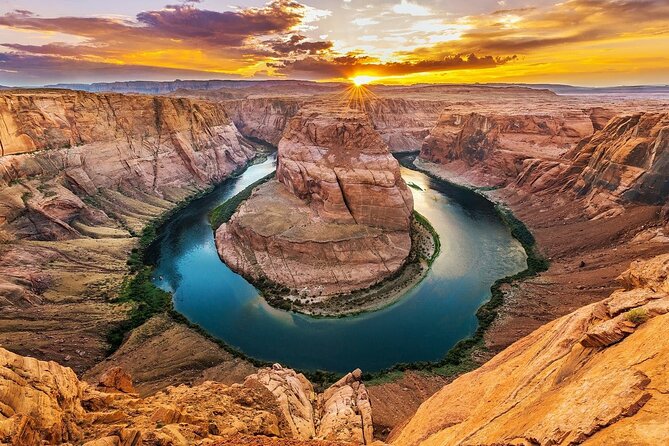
[0,89,258,374]
[390,253,669,446]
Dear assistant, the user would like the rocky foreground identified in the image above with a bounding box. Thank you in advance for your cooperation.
[391,253,669,445]
[2,253,668,445]
[216,103,414,299]
[0,350,372,445]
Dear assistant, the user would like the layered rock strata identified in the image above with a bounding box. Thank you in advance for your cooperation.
[420,110,598,186]
[0,348,371,446]
[0,89,256,373]
[216,104,414,297]
[391,254,669,446]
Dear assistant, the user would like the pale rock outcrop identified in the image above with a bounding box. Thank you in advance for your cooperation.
[317,369,374,445]
[216,103,414,297]
[390,254,669,446]
[0,348,371,445]
[0,347,85,445]
[246,364,317,440]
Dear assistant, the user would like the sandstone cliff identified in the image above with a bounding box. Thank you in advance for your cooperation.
[0,90,254,238]
[0,89,257,374]
[391,253,669,446]
[223,97,303,146]
[420,110,597,186]
[216,103,414,298]
[0,348,372,445]
[569,112,669,213]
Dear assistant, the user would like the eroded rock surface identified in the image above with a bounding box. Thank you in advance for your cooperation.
[420,110,597,186]
[216,104,414,297]
[0,349,371,445]
[390,254,669,446]
[0,89,257,374]
[569,112,669,214]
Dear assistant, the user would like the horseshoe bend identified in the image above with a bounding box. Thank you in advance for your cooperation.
[0,7,668,442]
[213,103,432,315]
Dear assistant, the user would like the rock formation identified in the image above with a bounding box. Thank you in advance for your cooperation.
[223,97,303,146]
[0,348,371,445]
[420,110,597,186]
[0,90,254,237]
[216,103,414,297]
[390,253,669,446]
[569,112,669,213]
[0,89,257,373]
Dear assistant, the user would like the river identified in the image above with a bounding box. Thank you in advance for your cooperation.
[148,153,527,373]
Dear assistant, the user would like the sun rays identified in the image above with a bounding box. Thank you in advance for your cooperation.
[333,78,380,112]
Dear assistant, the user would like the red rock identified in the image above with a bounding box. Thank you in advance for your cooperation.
[216,103,414,297]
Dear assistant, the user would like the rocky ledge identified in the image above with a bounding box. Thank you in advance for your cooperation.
[391,253,669,445]
[215,103,416,303]
[0,348,373,445]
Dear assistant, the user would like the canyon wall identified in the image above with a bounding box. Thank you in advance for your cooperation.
[217,103,414,298]
[0,89,257,374]
[390,253,669,446]
[0,90,255,239]
[569,112,669,213]
[223,97,303,146]
[419,109,599,186]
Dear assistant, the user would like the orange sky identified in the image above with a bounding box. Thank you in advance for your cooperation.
[0,0,667,86]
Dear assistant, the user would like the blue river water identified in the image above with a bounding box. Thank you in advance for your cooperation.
[149,154,526,373]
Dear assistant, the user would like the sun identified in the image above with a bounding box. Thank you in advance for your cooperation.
[351,75,377,86]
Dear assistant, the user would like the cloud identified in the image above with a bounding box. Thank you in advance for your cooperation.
[352,17,379,26]
[269,53,515,79]
[266,34,334,55]
[0,53,243,85]
[0,1,333,77]
[449,0,669,55]
[0,0,667,85]
[391,1,432,17]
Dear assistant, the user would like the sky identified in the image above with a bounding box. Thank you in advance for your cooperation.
[0,0,667,86]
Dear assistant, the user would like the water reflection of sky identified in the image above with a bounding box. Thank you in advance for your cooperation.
[152,155,527,373]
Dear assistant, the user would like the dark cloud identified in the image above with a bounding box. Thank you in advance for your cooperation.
[270,53,515,78]
[136,1,305,46]
[0,53,245,85]
[0,1,331,60]
[267,34,334,56]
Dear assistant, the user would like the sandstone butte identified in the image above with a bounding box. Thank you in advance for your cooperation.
[215,103,414,297]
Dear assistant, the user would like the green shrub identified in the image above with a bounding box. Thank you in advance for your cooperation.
[209,173,274,229]
[625,308,648,325]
